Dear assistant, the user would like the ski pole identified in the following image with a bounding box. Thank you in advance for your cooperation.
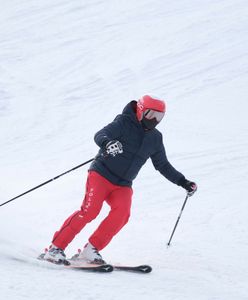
[0,157,94,208]
[167,192,190,247]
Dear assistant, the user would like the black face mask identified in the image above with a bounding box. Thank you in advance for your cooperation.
[141,117,159,130]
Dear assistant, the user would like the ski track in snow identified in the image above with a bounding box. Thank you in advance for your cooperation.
[1,1,248,299]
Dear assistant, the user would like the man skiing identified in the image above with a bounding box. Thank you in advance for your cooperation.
[43,95,197,264]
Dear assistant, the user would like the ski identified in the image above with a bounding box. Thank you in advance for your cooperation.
[67,259,152,273]
[113,264,152,273]
[67,263,152,273]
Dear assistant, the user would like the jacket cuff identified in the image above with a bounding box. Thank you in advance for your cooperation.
[101,137,110,148]
[177,176,186,187]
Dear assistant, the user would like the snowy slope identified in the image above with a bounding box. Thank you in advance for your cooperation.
[1,0,248,299]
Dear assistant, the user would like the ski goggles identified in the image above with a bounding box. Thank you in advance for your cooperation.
[143,109,165,122]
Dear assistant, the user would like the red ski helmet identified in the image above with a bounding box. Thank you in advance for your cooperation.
[136,95,166,129]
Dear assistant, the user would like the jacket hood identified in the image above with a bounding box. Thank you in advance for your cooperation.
[122,101,138,123]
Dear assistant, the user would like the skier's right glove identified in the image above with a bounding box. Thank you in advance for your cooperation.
[179,178,197,196]
[105,140,123,157]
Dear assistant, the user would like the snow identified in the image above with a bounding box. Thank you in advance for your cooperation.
[1,0,248,299]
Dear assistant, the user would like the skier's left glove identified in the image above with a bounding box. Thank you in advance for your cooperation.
[179,178,197,196]
[105,140,123,157]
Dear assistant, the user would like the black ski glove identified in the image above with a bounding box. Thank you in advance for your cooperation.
[179,178,197,196]
[105,140,123,157]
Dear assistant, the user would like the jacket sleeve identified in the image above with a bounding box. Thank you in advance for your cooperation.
[151,135,185,185]
[94,115,124,148]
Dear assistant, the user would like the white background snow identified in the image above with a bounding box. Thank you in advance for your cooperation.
[0,0,248,299]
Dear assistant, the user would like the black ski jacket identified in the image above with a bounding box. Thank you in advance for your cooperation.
[89,101,185,187]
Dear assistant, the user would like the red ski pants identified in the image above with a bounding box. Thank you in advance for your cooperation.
[52,171,133,251]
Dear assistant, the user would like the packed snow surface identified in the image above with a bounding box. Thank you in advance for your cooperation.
[1,1,248,299]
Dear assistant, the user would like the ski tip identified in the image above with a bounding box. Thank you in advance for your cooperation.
[113,264,152,273]
[137,265,152,273]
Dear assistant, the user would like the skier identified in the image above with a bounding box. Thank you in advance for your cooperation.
[43,95,197,264]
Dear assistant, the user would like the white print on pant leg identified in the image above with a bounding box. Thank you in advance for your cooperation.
[83,187,94,212]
